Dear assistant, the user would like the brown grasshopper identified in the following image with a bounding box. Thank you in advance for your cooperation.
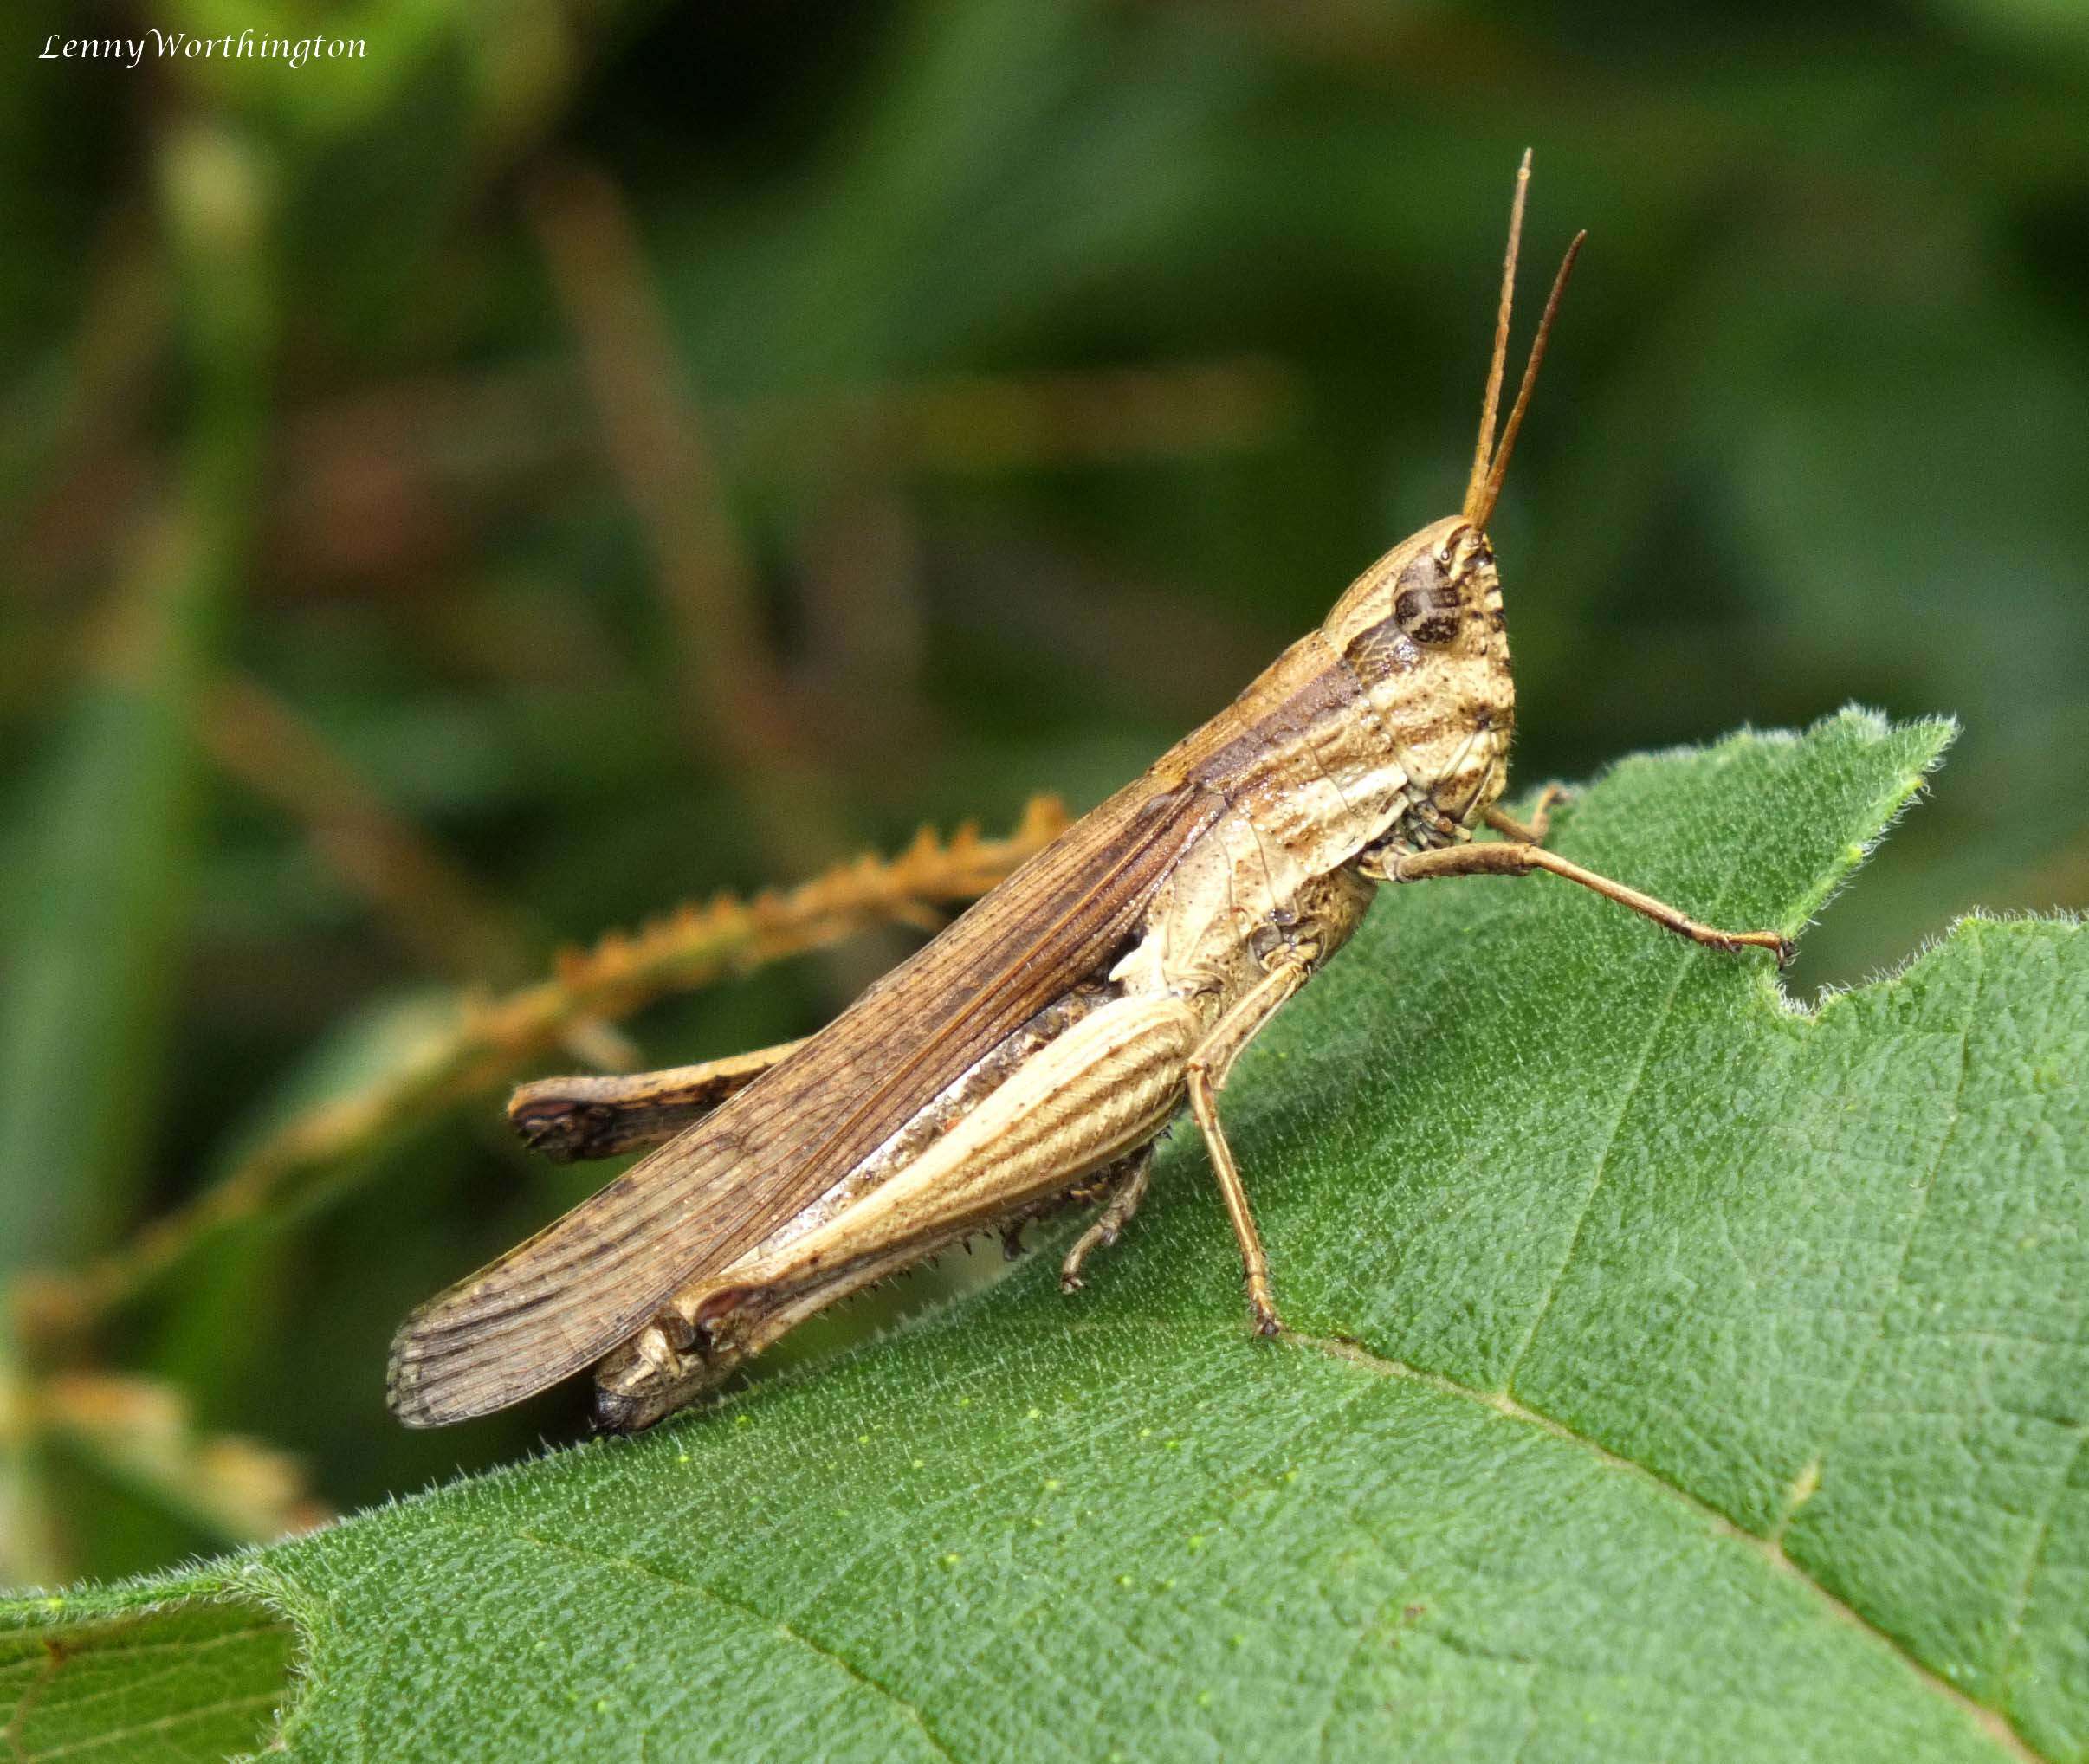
[388,155,1788,1431]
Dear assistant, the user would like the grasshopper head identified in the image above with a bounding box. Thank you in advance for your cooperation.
[1321,515,1516,835]
[1322,152,1581,839]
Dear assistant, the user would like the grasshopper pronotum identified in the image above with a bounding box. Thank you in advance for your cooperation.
[389,154,1788,1431]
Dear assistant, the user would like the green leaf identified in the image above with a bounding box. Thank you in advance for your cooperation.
[0,1592,296,1764]
[8,711,2086,1763]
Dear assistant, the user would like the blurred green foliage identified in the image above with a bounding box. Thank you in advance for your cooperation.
[2,0,2085,1586]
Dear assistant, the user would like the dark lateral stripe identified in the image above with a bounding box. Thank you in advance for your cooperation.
[1190,647,1363,792]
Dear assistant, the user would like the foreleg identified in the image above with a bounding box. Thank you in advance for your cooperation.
[1368,841,1792,966]
[1481,781,1567,846]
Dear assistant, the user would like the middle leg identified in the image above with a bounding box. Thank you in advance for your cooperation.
[1185,956,1311,1336]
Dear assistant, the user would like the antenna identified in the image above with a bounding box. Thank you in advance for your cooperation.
[1463,156,1586,531]
[1465,149,1530,521]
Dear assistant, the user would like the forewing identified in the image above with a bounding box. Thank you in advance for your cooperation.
[387,775,1221,1425]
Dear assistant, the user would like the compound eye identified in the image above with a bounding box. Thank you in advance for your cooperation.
[1392,552,1463,647]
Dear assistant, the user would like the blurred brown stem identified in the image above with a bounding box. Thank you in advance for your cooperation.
[525,166,827,843]
[204,673,537,985]
[33,1373,329,1550]
[527,158,905,998]
[11,796,1068,1349]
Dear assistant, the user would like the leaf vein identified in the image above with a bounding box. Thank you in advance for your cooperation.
[1778,1016,1973,1544]
[1296,1331,2045,1764]
[1995,1423,2089,1702]
[434,1517,959,1763]
[11,1690,281,1763]
[1497,939,1697,1395]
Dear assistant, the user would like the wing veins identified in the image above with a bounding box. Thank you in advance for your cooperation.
[388,776,1219,1423]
